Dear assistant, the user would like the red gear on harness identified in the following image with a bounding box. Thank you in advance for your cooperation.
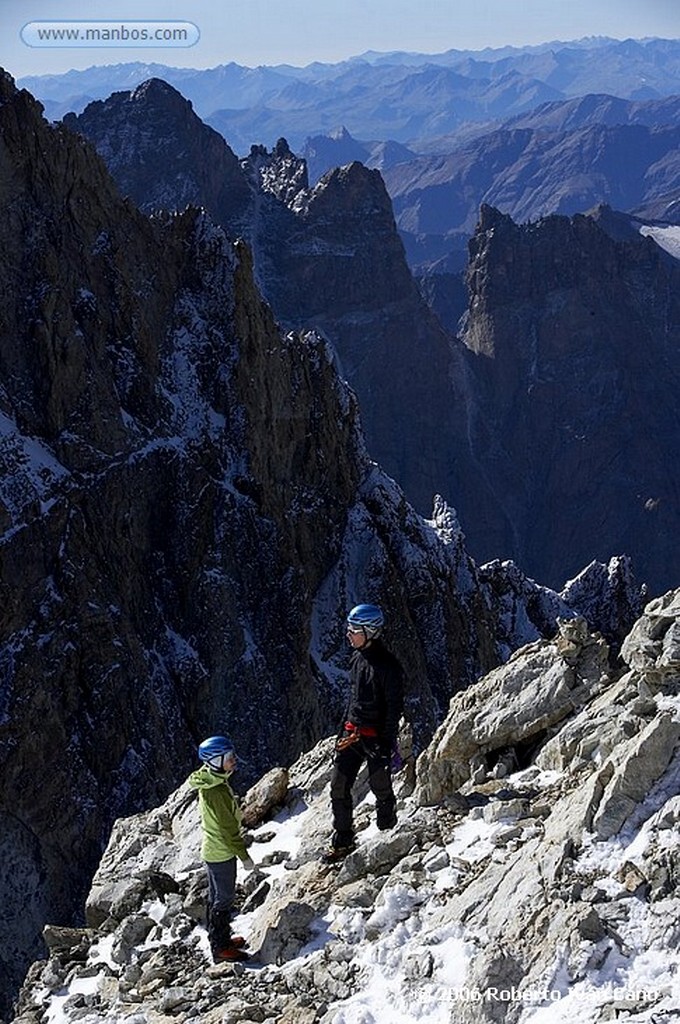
[336,721,378,751]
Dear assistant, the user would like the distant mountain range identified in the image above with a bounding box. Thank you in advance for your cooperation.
[18,36,680,152]
[19,37,680,292]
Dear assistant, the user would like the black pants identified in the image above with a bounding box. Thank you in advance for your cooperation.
[205,858,236,952]
[330,739,397,847]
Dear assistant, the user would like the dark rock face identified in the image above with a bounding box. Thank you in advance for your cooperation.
[0,70,500,1017]
[66,83,458,515]
[383,102,680,272]
[62,78,252,230]
[243,154,456,503]
[453,204,680,592]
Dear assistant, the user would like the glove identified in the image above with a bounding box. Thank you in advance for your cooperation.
[336,729,360,751]
[241,855,255,871]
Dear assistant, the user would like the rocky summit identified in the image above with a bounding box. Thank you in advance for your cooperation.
[10,590,680,1024]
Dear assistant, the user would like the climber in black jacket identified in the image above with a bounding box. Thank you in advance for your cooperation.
[323,603,404,864]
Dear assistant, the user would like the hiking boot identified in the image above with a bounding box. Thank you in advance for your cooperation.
[213,943,250,963]
[377,814,397,831]
[321,843,356,864]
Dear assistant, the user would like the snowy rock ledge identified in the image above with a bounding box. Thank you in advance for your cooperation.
[11,590,680,1024]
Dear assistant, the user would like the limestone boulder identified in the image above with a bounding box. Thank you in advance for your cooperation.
[415,617,610,805]
[246,862,336,964]
[621,589,680,682]
[592,713,680,839]
[240,767,290,828]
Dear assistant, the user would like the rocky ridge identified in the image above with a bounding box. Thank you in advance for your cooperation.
[10,590,680,1024]
[383,99,680,274]
[64,81,458,515]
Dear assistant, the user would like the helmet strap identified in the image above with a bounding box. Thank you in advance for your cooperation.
[357,628,373,647]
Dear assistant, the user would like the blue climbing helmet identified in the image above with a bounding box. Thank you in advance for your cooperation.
[347,603,384,639]
[198,735,236,772]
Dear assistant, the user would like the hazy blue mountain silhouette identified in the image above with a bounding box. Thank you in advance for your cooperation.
[18,36,680,150]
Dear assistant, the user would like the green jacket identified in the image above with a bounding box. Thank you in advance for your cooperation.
[187,765,248,863]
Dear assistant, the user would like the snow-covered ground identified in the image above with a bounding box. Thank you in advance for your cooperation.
[639,224,680,261]
[30,739,680,1024]
[239,767,679,1024]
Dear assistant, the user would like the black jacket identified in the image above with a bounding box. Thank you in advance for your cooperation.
[344,639,404,749]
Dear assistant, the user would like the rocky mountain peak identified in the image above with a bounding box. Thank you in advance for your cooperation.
[64,76,201,136]
[329,124,352,140]
[0,69,47,126]
[308,160,390,213]
[129,75,191,109]
[561,556,646,650]
[476,200,516,234]
[63,77,250,228]
[241,138,309,206]
[0,67,20,101]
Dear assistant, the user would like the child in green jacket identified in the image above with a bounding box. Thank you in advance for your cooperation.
[188,735,254,962]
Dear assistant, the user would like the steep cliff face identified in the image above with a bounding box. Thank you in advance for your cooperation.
[455,204,680,591]
[252,153,458,501]
[0,71,490,1017]
[65,82,459,514]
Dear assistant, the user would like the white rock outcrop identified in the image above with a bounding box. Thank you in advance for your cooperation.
[11,590,680,1024]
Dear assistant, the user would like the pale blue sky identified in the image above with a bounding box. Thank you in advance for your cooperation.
[1,0,678,79]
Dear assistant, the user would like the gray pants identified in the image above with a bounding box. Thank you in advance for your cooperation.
[205,858,237,952]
